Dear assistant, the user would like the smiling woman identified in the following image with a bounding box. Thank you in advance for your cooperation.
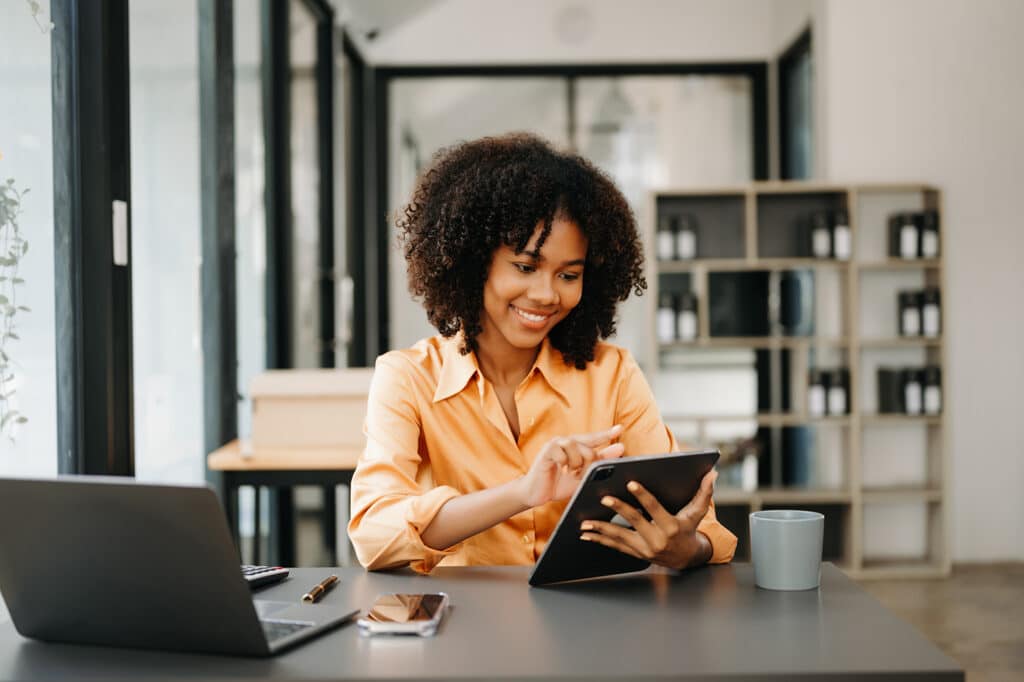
[348,133,741,569]
[347,133,736,573]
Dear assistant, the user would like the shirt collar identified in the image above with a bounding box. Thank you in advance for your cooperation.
[431,334,574,406]
[530,336,573,407]
[432,334,480,403]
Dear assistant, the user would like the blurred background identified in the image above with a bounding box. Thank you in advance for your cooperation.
[0,0,1021,676]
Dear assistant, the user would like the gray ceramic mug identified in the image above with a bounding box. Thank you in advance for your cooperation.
[749,510,824,590]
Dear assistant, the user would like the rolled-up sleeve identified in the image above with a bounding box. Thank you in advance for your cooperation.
[614,350,738,565]
[348,354,463,573]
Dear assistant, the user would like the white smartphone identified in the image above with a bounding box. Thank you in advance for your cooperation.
[356,592,450,637]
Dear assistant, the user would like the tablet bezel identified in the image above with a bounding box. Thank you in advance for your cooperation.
[528,449,720,586]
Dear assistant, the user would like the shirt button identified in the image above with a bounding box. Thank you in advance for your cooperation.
[529,418,535,426]
[522,534,531,544]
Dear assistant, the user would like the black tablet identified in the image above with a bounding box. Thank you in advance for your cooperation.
[528,449,720,586]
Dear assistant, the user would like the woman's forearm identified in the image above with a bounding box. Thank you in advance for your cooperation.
[420,478,530,551]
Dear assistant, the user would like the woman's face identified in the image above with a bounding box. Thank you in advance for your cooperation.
[479,216,587,354]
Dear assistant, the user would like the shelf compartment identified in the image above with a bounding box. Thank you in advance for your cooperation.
[656,193,746,260]
[756,190,848,259]
[861,497,944,571]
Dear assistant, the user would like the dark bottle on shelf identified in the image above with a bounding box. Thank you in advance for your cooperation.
[808,368,827,417]
[923,366,942,415]
[877,367,904,413]
[920,210,940,259]
[657,291,677,343]
[677,290,698,341]
[898,290,922,336]
[675,214,697,260]
[832,209,851,260]
[810,210,832,259]
[826,368,849,416]
[921,287,941,337]
[903,368,923,415]
[657,214,677,261]
[889,212,920,259]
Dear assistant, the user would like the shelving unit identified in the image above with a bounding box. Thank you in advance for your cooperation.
[647,182,950,579]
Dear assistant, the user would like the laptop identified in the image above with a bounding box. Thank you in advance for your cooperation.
[0,476,358,656]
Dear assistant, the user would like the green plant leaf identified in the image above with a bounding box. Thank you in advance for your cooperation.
[21,242,28,255]
[7,333,19,340]
[12,278,24,284]
[17,306,30,312]
[0,295,7,305]
[15,417,27,424]
[1,411,17,427]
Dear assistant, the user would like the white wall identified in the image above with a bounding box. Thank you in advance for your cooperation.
[359,0,779,64]
[814,0,1024,561]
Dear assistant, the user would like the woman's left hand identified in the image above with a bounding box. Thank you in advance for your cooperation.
[579,469,718,570]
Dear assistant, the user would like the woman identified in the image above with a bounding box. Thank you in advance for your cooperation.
[348,133,737,573]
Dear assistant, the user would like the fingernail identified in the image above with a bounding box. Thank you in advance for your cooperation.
[627,481,639,492]
[580,522,593,531]
[580,534,590,541]
[601,496,614,506]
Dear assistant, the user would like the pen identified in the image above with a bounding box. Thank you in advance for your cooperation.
[301,575,339,603]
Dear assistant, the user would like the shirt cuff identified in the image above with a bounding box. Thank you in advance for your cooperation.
[697,516,738,565]
[404,485,463,574]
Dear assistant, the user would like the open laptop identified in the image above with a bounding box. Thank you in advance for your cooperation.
[0,476,358,656]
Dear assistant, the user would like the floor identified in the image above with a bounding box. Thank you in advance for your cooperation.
[293,516,1021,681]
[858,563,1024,682]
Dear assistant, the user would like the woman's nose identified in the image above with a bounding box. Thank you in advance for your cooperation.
[528,276,558,306]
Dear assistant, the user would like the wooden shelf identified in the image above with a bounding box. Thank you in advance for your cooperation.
[861,414,942,425]
[661,336,849,350]
[658,258,849,273]
[649,182,950,579]
[666,413,851,427]
[857,259,942,271]
[862,487,942,503]
[714,487,853,505]
[859,337,942,348]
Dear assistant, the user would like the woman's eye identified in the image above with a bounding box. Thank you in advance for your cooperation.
[513,263,535,273]
[560,272,581,282]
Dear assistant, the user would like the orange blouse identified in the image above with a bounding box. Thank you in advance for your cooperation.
[348,334,737,573]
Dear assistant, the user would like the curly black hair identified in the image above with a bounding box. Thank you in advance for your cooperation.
[397,132,647,369]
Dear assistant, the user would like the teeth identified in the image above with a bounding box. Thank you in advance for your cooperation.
[514,307,548,322]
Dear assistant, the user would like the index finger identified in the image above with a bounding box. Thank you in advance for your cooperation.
[677,469,718,526]
[574,424,623,448]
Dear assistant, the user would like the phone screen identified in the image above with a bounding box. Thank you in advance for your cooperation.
[364,593,446,623]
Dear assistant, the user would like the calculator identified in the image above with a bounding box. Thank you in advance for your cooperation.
[241,565,290,588]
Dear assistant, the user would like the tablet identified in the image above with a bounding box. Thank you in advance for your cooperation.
[528,449,720,586]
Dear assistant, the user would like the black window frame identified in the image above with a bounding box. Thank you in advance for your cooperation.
[778,27,813,181]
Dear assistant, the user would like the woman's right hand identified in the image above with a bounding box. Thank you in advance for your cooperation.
[515,425,625,509]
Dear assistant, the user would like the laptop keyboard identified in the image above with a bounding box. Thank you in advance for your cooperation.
[261,619,314,643]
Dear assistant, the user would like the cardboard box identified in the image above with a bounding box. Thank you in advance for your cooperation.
[250,368,374,450]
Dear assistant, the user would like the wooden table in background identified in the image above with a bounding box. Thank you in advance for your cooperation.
[206,439,361,567]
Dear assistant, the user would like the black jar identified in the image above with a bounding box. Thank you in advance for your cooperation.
[898,291,922,336]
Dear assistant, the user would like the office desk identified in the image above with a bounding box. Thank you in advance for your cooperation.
[0,564,962,681]
[207,440,360,566]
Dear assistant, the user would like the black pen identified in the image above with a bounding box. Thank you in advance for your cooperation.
[301,575,338,603]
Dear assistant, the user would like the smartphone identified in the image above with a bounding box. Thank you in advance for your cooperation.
[356,592,450,637]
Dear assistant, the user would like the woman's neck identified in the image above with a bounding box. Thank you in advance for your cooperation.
[474,331,540,389]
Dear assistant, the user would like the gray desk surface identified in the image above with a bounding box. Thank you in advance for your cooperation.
[0,563,962,681]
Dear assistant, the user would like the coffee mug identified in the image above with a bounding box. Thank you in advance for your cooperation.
[749,509,824,590]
